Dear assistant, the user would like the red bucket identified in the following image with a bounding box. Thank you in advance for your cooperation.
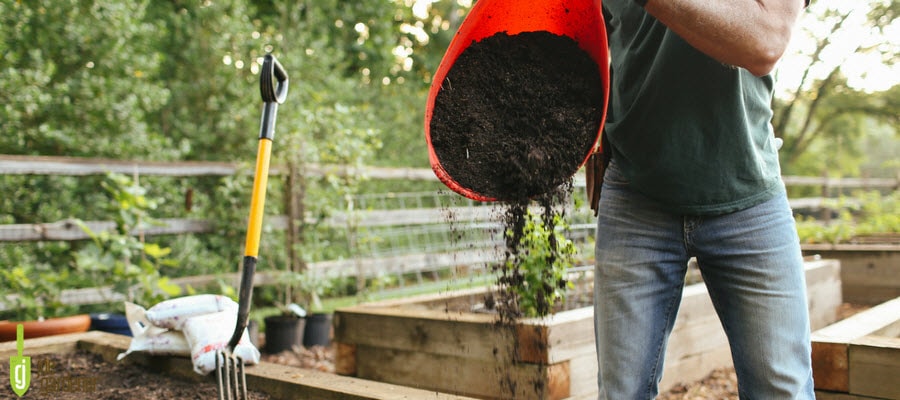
[424,0,609,201]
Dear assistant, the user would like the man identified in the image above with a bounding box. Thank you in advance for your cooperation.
[593,0,813,398]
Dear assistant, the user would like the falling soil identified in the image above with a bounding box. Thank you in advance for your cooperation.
[429,30,605,201]
[0,350,269,400]
[488,185,572,321]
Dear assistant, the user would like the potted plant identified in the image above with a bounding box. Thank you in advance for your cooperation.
[263,299,307,354]
[0,263,91,341]
[295,271,334,348]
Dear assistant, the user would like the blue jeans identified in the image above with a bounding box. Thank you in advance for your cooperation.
[593,160,814,399]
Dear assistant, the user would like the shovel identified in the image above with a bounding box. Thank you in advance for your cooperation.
[216,53,288,400]
[423,0,609,201]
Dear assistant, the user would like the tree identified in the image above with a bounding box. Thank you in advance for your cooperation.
[773,0,899,177]
[0,0,171,158]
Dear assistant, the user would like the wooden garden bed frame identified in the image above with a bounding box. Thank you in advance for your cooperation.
[334,259,842,399]
[0,331,475,400]
[802,242,900,305]
[812,296,900,400]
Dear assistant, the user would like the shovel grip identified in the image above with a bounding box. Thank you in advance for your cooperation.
[261,54,288,104]
[259,54,288,141]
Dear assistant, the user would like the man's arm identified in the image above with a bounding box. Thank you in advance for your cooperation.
[644,0,806,77]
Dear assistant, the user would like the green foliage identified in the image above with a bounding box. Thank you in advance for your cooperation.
[73,173,182,307]
[0,0,173,158]
[0,263,79,321]
[506,211,576,318]
[795,190,900,244]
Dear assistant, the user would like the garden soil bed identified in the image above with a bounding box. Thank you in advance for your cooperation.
[0,349,270,400]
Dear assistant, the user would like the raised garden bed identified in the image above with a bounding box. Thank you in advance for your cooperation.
[0,331,475,400]
[802,239,900,305]
[812,296,900,400]
[334,259,842,399]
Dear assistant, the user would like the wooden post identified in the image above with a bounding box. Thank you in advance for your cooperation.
[821,169,831,223]
[283,162,307,303]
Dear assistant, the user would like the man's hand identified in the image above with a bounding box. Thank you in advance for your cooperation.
[644,0,806,76]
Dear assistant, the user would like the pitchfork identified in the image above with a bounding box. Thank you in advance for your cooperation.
[216,53,288,400]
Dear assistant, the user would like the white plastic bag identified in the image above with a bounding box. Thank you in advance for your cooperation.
[182,310,260,375]
[117,302,191,360]
[144,294,237,330]
[118,296,259,376]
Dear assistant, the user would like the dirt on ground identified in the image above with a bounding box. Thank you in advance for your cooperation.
[0,350,269,400]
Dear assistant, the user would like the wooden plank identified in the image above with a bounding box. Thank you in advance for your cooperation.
[354,345,564,400]
[309,248,502,278]
[812,297,900,341]
[0,331,94,357]
[0,218,213,241]
[805,259,844,330]
[566,352,599,399]
[814,391,885,400]
[782,175,898,189]
[809,249,900,305]
[0,207,508,242]
[802,244,900,252]
[0,154,440,181]
[659,343,734,393]
[666,312,729,364]
[334,307,515,362]
[542,307,595,365]
[0,154,240,176]
[811,296,900,392]
[334,342,357,376]
[6,155,895,188]
[848,335,900,399]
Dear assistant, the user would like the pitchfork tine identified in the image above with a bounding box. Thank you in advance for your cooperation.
[216,351,248,400]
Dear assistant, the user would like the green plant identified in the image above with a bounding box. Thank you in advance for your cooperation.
[73,173,182,307]
[504,211,576,318]
[0,263,78,321]
[281,271,335,313]
[795,190,900,244]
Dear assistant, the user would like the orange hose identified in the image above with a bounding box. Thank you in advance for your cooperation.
[244,139,272,257]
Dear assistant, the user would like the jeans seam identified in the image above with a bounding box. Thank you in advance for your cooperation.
[645,283,682,398]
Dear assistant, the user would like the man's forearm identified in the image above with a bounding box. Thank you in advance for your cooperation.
[644,0,805,76]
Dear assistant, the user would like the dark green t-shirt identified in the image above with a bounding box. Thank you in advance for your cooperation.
[602,1,785,215]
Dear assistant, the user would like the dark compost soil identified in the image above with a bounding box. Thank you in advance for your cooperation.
[429,30,605,201]
[0,350,269,400]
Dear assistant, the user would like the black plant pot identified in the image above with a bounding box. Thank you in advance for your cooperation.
[264,315,305,354]
[302,313,333,348]
[90,313,131,336]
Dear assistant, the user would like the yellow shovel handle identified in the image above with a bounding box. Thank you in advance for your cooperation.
[243,138,272,258]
